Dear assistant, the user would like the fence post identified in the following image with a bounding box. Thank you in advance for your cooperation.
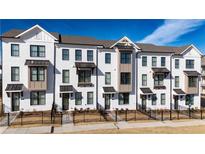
[21,111,23,126]
[42,112,43,124]
[177,110,179,120]
[61,112,63,125]
[115,109,118,122]
[73,111,75,125]
[161,110,164,121]
[125,109,128,121]
[135,109,137,121]
[84,110,86,123]
[7,113,10,126]
[170,109,172,120]
[99,110,101,121]
[188,107,191,119]
[201,109,203,120]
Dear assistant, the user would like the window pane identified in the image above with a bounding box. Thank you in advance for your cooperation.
[75,50,82,61]
[152,57,157,66]
[38,46,45,57]
[11,44,19,56]
[105,53,111,64]
[87,50,93,61]
[161,94,165,105]
[175,59,179,69]
[31,67,37,81]
[11,67,19,81]
[175,76,179,87]
[87,92,93,104]
[161,57,166,66]
[120,73,131,84]
[62,49,69,60]
[186,60,194,69]
[75,92,82,105]
[38,68,45,81]
[39,91,46,105]
[142,56,147,66]
[30,45,38,57]
[63,70,69,83]
[105,72,111,85]
[142,74,147,86]
[121,52,131,64]
[31,92,38,105]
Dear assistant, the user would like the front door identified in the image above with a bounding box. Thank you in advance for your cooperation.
[62,93,69,110]
[174,96,179,110]
[12,93,20,111]
[142,96,147,110]
[105,95,110,110]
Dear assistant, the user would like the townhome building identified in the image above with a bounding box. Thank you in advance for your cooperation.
[0,25,202,113]
[201,56,205,105]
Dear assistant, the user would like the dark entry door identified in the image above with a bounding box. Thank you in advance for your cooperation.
[174,96,179,110]
[62,93,69,110]
[105,95,110,110]
[142,97,147,110]
[12,93,20,111]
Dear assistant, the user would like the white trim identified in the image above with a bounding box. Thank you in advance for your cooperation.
[110,36,140,49]
[15,24,58,40]
[181,44,203,56]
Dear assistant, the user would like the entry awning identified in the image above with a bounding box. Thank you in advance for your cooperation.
[152,67,170,74]
[25,60,50,66]
[75,62,96,70]
[60,85,74,93]
[140,88,154,95]
[5,84,24,92]
[184,71,201,76]
[173,89,186,95]
[103,87,116,94]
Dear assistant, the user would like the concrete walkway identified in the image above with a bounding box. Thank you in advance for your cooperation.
[2,119,205,134]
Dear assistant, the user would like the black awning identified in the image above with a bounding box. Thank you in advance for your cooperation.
[184,71,201,76]
[152,67,170,73]
[103,87,116,94]
[173,89,186,95]
[75,62,96,68]
[5,84,24,92]
[25,60,50,66]
[60,85,74,93]
[140,88,153,94]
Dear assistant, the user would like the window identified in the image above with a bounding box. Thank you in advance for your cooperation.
[105,53,111,64]
[188,76,197,87]
[31,67,45,81]
[175,76,179,87]
[30,45,45,57]
[62,70,69,83]
[87,92,93,104]
[154,74,164,86]
[75,50,82,61]
[75,92,82,105]
[161,57,166,67]
[120,72,131,84]
[142,74,147,86]
[105,72,111,85]
[87,50,93,61]
[142,56,147,66]
[78,70,91,83]
[11,44,19,56]
[175,59,179,69]
[119,93,129,105]
[62,49,69,60]
[161,93,166,105]
[186,60,194,69]
[152,95,157,105]
[11,67,19,81]
[30,91,46,105]
[120,52,131,64]
[152,57,157,67]
[186,95,194,106]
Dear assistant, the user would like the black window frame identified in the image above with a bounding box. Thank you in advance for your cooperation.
[62,49,69,60]
[11,67,20,81]
[186,60,194,69]
[188,76,197,87]
[120,52,131,64]
[152,57,157,67]
[62,70,70,83]
[87,50,93,61]
[75,92,82,105]
[30,45,45,57]
[119,93,129,105]
[105,72,111,85]
[175,76,179,87]
[87,92,93,105]
[142,74,147,86]
[161,57,166,67]
[105,53,111,64]
[120,72,131,84]
[11,44,19,57]
[75,49,82,61]
[142,56,147,66]
[30,91,46,105]
[175,59,179,69]
[30,67,45,81]
[78,70,91,83]
[161,93,166,105]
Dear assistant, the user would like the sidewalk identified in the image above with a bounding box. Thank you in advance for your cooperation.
[2,119,205,134]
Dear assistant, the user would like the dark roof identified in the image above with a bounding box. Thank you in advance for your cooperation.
[184,71,201,76]
[152,67,170,73]
[140,88,153,94]
[60,85,73,92]
[75,62,96,68]
[5,84,23,91]
[25,60,50,66]
[1,29,190,54]
[103,87,116,93]
[173,89,186,95]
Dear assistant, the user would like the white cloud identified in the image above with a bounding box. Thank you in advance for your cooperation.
[138,19,205,45]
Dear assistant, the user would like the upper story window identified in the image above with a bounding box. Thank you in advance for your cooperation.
[142,56,147,66]
[142,74,147,86]
[11,67,19,81]
[154,74,164,86]
[87,50,93,61]
[152,57,157,67]
[105,72,111,85]
[78,70,91,83]
[87,92,93,105]
[120,72,131,84]
[105,53,111,64]
[188,76,197,87]
[62,70,70,83]
[75,50,82,61]
[161,93,166,105]
[175,59,179,69]
[121,52,131,64]
[30,45,45,57]
[186,60,194,69]
[62,49,69,60]
[175,76,179,87]
[161,57,166,67]
[11,44,19,56]
[30,67,45,81]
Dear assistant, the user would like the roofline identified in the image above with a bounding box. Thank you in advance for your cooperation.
[15,24,58,40]
[181,44,203,56]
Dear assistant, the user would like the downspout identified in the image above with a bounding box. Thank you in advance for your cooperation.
[0,36,3,114]
[96,47,99,110]
[170,53,173,111]
[53,43,56,109]
[136,51,139,110]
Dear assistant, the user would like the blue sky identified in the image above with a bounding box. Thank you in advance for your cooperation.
[1,19,205,54]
